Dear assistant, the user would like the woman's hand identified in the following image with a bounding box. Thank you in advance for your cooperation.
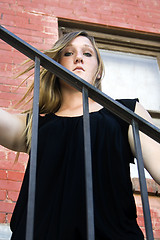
[128,102,160,185]
[0,109,27,153]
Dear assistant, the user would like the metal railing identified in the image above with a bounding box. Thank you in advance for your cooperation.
[1,25,160,240]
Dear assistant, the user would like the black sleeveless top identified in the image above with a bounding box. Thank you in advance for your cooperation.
[10,99,144,240]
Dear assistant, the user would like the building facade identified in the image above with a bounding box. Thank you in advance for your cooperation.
[0,0,160,239]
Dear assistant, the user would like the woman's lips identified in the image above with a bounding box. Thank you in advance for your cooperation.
[73,67,85,71]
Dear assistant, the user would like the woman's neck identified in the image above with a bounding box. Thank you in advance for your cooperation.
[56,82,102,117]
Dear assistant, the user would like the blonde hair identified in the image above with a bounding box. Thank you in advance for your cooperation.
[18,31,104,152]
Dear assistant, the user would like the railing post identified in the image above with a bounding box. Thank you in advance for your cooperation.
[1,26,160,240]
[82,87,95,240]
[132,120,154,240]
[25,57,40,240]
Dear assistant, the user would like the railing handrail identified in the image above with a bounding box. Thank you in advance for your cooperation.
[1,25,159,240]
[0,25,160,144]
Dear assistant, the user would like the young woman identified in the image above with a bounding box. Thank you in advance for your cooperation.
[0,31,160,240]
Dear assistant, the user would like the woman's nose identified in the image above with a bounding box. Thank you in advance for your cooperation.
[74,53,84,63]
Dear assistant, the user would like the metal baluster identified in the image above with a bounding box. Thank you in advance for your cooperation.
[25,57,40,240]
[82,87,95,240]
[132,120,154,240]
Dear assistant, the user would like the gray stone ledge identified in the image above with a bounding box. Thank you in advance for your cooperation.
[0,224,12,240]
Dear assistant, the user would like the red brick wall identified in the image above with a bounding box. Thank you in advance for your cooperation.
[0,0,59,225]
[135,195,160,239]
[132,179,160,239]
[0,0,160,238]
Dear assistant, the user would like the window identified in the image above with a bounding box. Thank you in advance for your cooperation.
[58,19,160,179]
[100,50,160,179]
[100,50,160,113]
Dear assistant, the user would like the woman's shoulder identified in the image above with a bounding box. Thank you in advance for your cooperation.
[116,98,139,112]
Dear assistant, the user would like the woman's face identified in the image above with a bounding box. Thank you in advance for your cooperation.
[59,36,98,85]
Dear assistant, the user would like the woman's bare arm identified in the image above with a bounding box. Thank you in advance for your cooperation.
[0,109,27,153]
[128,102,160,185]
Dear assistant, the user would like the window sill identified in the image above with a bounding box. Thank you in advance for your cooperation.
[132,178,160,196]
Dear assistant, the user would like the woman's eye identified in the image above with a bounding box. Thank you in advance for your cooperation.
[64,52,73,56]
[84,52,92,57]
